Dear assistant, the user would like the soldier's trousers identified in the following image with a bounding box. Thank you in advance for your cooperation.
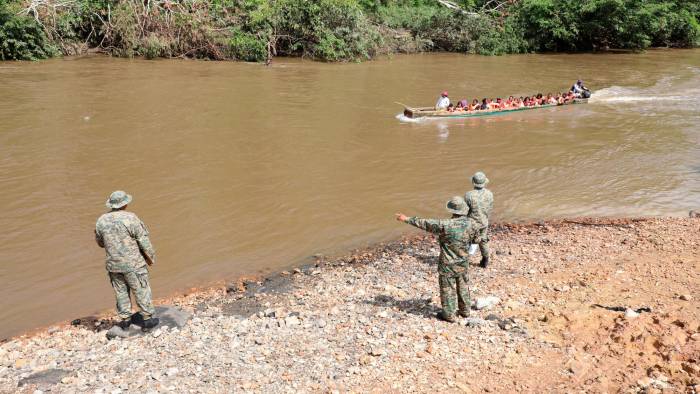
[438,273,470,317]
[478,227,490,260]
[108,268,155,320]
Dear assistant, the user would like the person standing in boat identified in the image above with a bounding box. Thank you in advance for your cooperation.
[435,91,451,110]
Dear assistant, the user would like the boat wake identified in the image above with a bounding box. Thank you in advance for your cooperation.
[590,71,700,106]
[396,113,427,123]
[590,88,687,104]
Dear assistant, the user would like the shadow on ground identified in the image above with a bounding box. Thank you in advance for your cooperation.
[413,254,437,266]
[70,315,119,332]
[366,294,439,318]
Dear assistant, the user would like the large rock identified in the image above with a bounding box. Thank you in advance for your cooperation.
[473,296,501,310]
[624,308,640,319]
[106,325,141,340]
[154,305,191,329]
[464,317,489,327]
[18,369,71,388]
[106,305,191,340]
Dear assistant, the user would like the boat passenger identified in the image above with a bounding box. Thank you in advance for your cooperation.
[535,93,544,105]
[436,91,451,110]
[480,98,490,111]
[470,99,480,111]
[447,103,455,112]
[554,92,564,105]
[546,93,557,105]
[559,92,568,104]
[494,98,504,110]
[456,99,468,111]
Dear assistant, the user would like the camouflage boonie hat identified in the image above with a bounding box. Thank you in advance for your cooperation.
[472,172,489,188]
[446,196,469,215]
[106,190,132,209]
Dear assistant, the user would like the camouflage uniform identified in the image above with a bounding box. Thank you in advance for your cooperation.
[95,192,156,320]
[404,198,479,318]
[465,172,494,262]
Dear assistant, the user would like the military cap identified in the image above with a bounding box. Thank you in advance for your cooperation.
[446,196,469,215]
[471,172,489,188]
[106,190,132,209]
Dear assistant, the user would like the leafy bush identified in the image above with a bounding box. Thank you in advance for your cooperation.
[142,35,169,59]
[412,9,526,54]
[271,0,382,60]
[106,1,140,57]
[511,0,579,51]
[474,17,529,55]
[511,0,700,51]
[228,30,268,61]
[374,4,441,31]
[0,2,57,60]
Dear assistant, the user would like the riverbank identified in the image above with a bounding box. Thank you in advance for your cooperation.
[2,0,698,61]
[1,216,698,392]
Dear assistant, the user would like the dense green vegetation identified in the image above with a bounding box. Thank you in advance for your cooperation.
[1,0,698,61]
[0,2,57,60]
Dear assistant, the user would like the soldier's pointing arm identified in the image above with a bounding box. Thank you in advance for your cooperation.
[132,218,156,265]
[405,217,445,235]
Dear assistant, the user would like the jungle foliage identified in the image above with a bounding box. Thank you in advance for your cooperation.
[0,2,57,60]
[513,0,700,51]
[0,0,698,62]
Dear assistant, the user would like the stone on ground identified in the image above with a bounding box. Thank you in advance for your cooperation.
[106,305,191,339]
[473,296,501,310]
[18,369,71,388]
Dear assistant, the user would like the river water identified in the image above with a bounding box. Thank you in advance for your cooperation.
[1,50,699,339]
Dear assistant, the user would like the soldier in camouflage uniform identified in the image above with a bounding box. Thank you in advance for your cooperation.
[396,197,479,322]
[95,191,159,329]
[465,172,494,268]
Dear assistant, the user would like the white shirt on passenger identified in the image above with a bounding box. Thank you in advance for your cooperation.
[435,96,450,110]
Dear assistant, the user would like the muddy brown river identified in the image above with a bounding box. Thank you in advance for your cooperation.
[1,50,699,339]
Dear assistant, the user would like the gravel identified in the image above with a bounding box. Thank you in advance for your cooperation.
[1,217,698,393]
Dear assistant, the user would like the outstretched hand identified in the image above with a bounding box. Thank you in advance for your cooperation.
[395,213,409,222]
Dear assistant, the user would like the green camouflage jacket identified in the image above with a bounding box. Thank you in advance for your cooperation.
[406,216,479,276]
[465,188,494,228]
[95,210,156,273]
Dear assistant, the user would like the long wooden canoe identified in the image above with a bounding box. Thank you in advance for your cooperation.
[401,99,589,119]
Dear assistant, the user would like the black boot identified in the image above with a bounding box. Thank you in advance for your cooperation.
[458,309,470,318]
[436,311,456,323]
[116,319,131,330]
[141,317,160,330]
[480,256,489,268]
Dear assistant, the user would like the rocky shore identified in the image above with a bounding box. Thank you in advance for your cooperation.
[1,217,698,393]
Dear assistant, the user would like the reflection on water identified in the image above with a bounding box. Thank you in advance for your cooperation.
[0,50,699,338]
